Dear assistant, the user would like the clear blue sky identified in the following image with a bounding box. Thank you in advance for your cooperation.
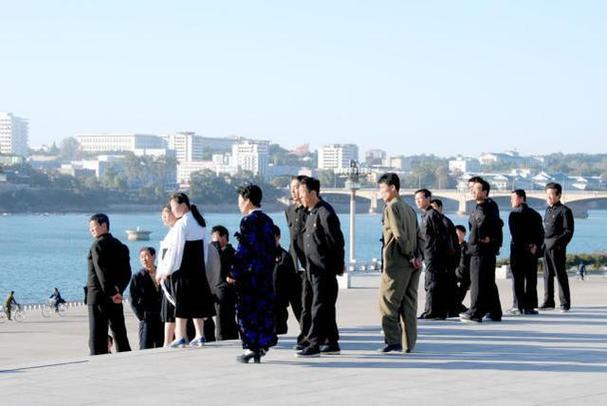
[1,0,606,157]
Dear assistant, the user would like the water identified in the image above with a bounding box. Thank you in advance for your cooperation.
[1,210,606,303]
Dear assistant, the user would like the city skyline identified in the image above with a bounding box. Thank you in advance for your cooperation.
[1,1,606,156]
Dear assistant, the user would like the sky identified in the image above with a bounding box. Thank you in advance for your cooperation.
[1,0,606,157]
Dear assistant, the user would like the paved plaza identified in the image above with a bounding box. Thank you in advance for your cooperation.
[1,273,606,405]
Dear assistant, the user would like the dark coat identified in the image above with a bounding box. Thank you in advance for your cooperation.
[303,199,345,275]
[87,233,131,305]
[129,268,162,321]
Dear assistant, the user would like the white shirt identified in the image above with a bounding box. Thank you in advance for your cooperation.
[157,212,207,279]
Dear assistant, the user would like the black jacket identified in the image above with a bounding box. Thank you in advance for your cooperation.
[303,199,345,275]
[419,207,449,261]
[543,201,574,251]
[456,241,470,281]
[129,268,162,321]
[285,203,308,270]
[467,199,503,256]
[273,246,297,305]
[509,203,544,255]
[86,233,131,305]
[214,242,236,301]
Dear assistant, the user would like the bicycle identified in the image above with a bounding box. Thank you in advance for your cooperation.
[41,300,67,317]
[1,304,25,322]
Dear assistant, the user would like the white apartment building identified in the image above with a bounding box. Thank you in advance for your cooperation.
[0,112,29,157]
[449,156,481,173]
[231,140,269,177]
[163,132,204,163]
[318,144,359,171]
[76,133,164,153]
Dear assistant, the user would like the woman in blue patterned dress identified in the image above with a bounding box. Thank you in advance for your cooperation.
[227,184,278,363]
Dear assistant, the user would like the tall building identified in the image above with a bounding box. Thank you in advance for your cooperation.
[318,144,359,171]
[76,133,165,153]
[231,140,269,177]
[365,149,387,166]
[163,132,204,163]
[0,112,29,157]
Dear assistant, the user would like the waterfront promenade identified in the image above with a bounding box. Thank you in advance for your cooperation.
[1,273,606,405]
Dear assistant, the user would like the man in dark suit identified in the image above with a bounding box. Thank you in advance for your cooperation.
[87,213,132,355]
[296,177,345,358]
[211,225,239,340]
[272,225,298,335]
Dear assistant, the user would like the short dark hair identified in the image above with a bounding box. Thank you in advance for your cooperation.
[415,188,431,198]
[272,224,281,238]
[512,189,527,201]
[90,213,110,229]
[237,184,263,207]
[430,198,443,208]
[455,225,467,234]
[292,175,308,183]
[545,182,562,196]
[300,176,320,195]
[211,225,229,241]
[468,176,484,184]
[139,246,156,256]
[479,179,491,194]
[377,173,400,192]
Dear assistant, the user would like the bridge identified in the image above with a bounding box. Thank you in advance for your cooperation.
[320,188,607,218]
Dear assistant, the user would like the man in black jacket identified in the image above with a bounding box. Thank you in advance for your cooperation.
[460,179,503,323]
[540,182,575,312]
[284,176,306,326]
[454,225,471,313]
[272,225,299,335]
[509,189,544,315]
[296,177,345,358]
[87,213,132,355]
[130,247,164,349]
[211,225,239,340]
[415,189,449,320]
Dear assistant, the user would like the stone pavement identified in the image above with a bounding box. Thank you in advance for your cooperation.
[1,273,606,405]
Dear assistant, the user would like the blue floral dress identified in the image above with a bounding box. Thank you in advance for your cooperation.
[230,210,278,351]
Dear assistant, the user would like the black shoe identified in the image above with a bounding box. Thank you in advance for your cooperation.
[539,304,555,311]
[295,346,321,358]
[560,306,570,313]
[524,309,539,315]
[293,343,307,351]
[320,344,341,355]
[459,312,481,324]
[483,314,502,322]
[236,351,261,364]
[378,344,403,353]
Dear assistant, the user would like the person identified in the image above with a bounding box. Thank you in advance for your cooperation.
[272,224,299,335]
[577,263,586,281]
[453,225,471,314]
[540,182,574,312]
[227,184,278,363]
[156,193,215,348]
[130,247,164,349]
[430,198,460,317]
[296,176,345,358]
[415,189,449,320]
[508,189,544,315]
[86,213,132,355]
[377,173,421,353]
[49,288,66,312]
[4,291,19,321]
[459,179,503,323]
[210,225,239,340]
[284,176,306,330]
[158,205,178,346]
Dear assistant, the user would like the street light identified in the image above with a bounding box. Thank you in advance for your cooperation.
[337,160,369,267]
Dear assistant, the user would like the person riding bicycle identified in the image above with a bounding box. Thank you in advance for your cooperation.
[49,288,66,312]
[4,291,20,321]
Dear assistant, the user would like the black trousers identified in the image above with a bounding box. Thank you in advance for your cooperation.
[88,302,131,355]
[214,287,239,340]
[423,259,447,318]
[455,270,471,313]
[299,270,339,348]
[510,249,538,311]
[138,314,164,350]
[275,270,304,335]
[543,247,570,309]
[467,254,502,320]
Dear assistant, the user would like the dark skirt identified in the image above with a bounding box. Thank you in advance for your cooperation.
[161,275,176,323]
[173,240,215,319]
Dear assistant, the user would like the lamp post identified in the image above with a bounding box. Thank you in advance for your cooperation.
[339,160,365,266]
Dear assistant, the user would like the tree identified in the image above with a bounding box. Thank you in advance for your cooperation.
[59,137,81,161]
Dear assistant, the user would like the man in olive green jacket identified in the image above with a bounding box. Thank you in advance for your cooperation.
[378,173,422,353]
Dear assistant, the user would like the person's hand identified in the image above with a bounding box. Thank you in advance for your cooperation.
[226,276,236,285]
[111,293,123,304]
[529,244,538,255]
[410,258,422,270]
[156,273,165,284]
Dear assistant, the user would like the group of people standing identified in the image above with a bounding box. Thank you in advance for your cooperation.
[85,172,575,361]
